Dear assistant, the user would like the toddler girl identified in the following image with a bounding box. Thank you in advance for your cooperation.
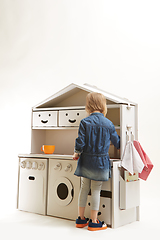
[73,92,120,231]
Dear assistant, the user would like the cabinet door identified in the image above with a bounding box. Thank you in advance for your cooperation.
[18,158,47,215]
[120,105,136,158]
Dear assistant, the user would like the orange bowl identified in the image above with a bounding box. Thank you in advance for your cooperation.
[41,145,55,154]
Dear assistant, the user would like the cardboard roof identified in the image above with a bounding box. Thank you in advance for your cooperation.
[33,83,136,109]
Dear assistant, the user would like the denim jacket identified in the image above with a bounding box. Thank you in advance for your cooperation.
[74,112,120,181]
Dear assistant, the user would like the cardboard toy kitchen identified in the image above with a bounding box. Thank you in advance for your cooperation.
[17,83,140,228]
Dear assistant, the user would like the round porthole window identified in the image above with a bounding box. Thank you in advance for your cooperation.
[53,177,74,206]
[57,183,68,200]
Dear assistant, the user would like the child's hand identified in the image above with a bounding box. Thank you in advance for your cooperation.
[72,152,79,160]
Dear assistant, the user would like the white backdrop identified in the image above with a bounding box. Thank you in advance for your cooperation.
[0,0,160,214]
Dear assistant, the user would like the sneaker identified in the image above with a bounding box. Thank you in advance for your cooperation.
[75,216,89,228]
[88,219,107,231]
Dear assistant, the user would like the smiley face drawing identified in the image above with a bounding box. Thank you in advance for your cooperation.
[32,111,58,127]
[59,109,86,127]
[66,112,78,124]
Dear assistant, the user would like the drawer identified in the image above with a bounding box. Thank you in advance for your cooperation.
[59,109,86,127]
[32,111,58,127]
[119,176,140,210]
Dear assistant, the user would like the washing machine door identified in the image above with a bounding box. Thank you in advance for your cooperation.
[53,177,74,206]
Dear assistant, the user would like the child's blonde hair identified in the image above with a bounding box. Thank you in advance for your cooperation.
[85,92,107,116]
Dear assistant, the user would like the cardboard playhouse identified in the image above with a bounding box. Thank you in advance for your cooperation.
[17,83,140,228]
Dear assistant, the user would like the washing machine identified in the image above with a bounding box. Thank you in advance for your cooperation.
[18,158,48,215]
[47,159,80,220]
[85,178,112,227]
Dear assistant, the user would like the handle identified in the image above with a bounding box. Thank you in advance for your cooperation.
[126,125,134,142]
[41,146,43,152]
[29,176,35,181]
[126,125,132,131]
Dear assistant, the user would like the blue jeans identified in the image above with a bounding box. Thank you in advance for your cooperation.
[78,177,103,211]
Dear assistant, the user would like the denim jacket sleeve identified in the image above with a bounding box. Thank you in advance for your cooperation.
[74,120,86,153]
[110,122,120,149]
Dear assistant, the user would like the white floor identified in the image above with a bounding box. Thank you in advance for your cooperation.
[0,197,159,240]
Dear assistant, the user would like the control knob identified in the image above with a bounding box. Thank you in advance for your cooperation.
[65,164,72,172]
[54,163,62,171]
[38,162,45,170]
[26,161,32,169]
[32,161,38,170]
[20,161,26,169]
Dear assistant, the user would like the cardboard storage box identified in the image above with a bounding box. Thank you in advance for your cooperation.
[59,109,86,127]
[32,111,58,127]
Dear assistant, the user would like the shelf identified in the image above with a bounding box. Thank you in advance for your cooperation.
[32,125,120,130]
[33,105,120,111]
[19,153,121,161]
[32,126,79,130]
[107,104,121,109]
[18,153,73,160]
[32,106,85,111]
